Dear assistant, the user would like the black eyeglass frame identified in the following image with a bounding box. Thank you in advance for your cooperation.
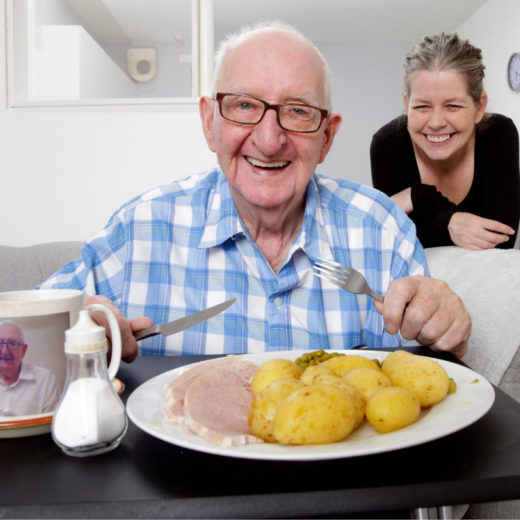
[215,92,329,134]
[0,339,25,349]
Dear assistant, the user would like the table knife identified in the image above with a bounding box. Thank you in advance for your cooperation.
[133,298,236,341]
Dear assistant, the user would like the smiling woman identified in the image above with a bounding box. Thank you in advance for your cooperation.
[370,32,520,250]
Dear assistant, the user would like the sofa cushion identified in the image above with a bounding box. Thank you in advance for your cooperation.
[0,242,82,291]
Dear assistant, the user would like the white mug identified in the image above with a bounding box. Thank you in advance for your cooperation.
[0,289,121,435]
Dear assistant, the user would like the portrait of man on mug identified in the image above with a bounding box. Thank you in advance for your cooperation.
[0,320,61,417]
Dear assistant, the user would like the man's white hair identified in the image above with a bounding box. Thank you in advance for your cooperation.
[211,20,332,111]
[0,321,24,342]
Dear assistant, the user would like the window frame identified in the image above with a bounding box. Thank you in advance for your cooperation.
[5,0,214,108]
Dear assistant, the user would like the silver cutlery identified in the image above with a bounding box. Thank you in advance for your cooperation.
[133,298,237,340]
[313,258,384,302]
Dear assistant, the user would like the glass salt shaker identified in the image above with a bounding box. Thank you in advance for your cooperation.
[52,305,127,457]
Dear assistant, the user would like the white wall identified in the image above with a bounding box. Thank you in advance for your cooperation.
[456,0,520,133]
[0,0,411,247]
[317,42,410,183]
[2,0,517,247]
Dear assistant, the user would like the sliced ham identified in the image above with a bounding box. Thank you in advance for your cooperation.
[162,356,263,447]
[162,356,240,424]
[183,361,262,447]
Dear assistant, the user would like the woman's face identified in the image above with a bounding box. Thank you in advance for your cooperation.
[404,69,487,163]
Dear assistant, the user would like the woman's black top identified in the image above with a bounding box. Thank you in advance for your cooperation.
[370,113,520,248]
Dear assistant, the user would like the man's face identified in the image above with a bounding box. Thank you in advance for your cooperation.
[0,323,27,382]
[200,32,341,217]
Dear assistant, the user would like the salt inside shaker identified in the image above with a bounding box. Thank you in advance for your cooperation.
[52,307,127,457]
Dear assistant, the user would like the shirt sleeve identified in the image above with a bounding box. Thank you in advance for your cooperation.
[370,118,416,196]
[410,182,457,247]
[478,115,520,248]
[42,372,61,413]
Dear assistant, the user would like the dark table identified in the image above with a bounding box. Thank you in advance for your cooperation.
[2,348,520,519]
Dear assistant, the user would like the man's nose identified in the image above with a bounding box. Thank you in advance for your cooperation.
[250,108,287,153]
[0,342,12,355]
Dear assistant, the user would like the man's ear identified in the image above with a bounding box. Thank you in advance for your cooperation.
[318,113,342,164]
[199,96,217,152]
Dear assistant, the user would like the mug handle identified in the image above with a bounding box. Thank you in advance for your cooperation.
[87,303,122,380]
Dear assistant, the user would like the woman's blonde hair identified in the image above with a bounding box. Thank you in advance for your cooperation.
[404,33,485,103]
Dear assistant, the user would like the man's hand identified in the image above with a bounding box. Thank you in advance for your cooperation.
[372,275,471,358]
[448,212,514,250]
[85,295,153,363]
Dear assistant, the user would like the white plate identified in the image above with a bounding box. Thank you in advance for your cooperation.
[126,351,495,461]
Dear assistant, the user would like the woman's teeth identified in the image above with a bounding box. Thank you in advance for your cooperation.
[246,157,290,169]
[426,134,451,143]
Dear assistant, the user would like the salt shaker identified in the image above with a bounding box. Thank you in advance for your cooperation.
[52,305,127,457]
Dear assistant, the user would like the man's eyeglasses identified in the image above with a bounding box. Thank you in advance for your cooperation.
[215,93,328,133]
[0,339,24,350]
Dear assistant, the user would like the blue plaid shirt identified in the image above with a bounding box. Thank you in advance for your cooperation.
[40,168,428,355]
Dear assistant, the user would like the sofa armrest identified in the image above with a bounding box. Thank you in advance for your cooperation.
[425,246,520,397]
[0,241,82,291]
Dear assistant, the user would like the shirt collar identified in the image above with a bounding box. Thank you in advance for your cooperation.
[0,362,36,387]
[295,176,334,263]
[199,169,245,248]
[198,171,334,262]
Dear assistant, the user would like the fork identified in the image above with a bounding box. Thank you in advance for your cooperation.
[313,257,384,302]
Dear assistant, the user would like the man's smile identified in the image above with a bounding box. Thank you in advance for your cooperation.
[245,156,291,170]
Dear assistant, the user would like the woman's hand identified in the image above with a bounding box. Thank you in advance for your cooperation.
[448,212,515,250]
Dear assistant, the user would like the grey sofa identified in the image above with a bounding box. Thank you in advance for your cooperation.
[0,241,519,517]
[0,241,82,292]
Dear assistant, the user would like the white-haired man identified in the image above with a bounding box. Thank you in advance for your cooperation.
[0,322,60,416]
[40,21,471,361]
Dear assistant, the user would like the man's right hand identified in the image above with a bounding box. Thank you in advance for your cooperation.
[85,295,153,363]
[448,212,514,250]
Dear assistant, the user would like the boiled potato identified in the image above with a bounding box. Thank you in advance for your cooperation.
[323,354,380,377]
[248,378,305,442]
[300,364,334,385]
[311,373,365,429]
[381,350,416,376]
[365,386,421,434]
[342,367,391,401]
[273,384,357,444]
[382,351,449,407]
[251,358,303,396]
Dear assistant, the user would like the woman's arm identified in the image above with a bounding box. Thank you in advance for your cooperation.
[390,188,413,214]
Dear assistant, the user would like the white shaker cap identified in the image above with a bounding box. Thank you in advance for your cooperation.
[65,309,108,353]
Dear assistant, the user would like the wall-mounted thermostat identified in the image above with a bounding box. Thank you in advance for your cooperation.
[127,48,157,82]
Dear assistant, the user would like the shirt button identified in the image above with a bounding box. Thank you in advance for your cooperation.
[274,297,283,307]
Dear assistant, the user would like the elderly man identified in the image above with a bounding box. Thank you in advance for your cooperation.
[40,22,470,361]
[0,322,60,416]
